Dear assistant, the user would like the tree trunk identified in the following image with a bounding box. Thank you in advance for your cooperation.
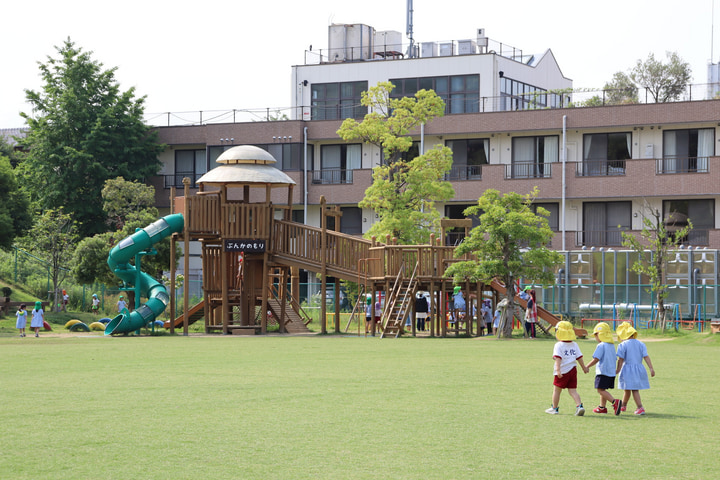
[657,292,666,332]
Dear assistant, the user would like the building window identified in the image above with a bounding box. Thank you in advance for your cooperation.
[500,77,567,111]
[172,149,206,187]
[208,145,233,170]
[445,138,488,180]
[582,202,631,246]
[260,144,313,171]
[660,128,714,173]
[311,81,367,120]
[580,132,631,176]
[510,136,558,178]
[444,204,480,245]
[314,144,361,184]
[663,199,714,245]
[531,203,559,231]
[390,75,479,114]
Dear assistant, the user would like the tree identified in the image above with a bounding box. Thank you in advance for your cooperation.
[102,176,157,231]
[603,72,639,105]
[629,52,691,103]
[20,38,164,238]
[621,201,692,331]
[17,209,77,312]
[445,188,564,338]
[0,155,32,250]
[337,81,454,244]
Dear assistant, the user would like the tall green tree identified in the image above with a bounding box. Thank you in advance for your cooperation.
[621,201,692,331]
[603,71,639,105]
[337,81,454,244]
[102,176,157,231]
[17,209,77,312]
[20,38,164,238]
[445,188,563,338]
[628,52,691,103]
[0,155,32,250]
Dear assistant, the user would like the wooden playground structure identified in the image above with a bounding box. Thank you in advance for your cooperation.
[167,145,581,338]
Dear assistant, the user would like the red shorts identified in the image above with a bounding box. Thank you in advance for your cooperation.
[553,366,578,389]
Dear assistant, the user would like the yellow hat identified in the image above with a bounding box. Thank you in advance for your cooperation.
[616,322,638,341]
[555,320,576,341]
[592,322,614,343]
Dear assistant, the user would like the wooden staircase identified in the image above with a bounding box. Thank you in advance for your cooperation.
[267,298,312,334]
[381,263,419,338]
[164,301,204,329]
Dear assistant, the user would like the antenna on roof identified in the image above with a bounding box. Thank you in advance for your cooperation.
[406,0,416,58]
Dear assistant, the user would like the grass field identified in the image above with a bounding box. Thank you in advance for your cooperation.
[1,329,718,479]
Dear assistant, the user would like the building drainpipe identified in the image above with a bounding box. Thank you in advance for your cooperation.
[303,126,308,225]
[562,114,567,251]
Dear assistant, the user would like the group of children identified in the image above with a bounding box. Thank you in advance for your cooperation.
[546,320,655,416]
[14,302,45,337]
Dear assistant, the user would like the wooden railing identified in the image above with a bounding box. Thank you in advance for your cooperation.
[222,203,272,239]
[186,194,220,234]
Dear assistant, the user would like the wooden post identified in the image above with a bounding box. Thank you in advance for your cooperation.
[169,186,176,335]
[220,185,229,335]
[182,178,191,336]
[320,196,327,334]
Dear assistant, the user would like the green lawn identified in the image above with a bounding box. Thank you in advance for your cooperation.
[0,330,717,479]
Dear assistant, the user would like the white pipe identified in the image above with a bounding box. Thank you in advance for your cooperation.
[561,115,567,251]
[303,126,308,225]
[579,303,676,312]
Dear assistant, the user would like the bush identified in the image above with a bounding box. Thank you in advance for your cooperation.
[1,286,11,298]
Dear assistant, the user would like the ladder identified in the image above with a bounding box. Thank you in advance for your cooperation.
[380,262,419,338]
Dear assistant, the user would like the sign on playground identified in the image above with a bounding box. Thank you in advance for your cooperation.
[224,239,266,253]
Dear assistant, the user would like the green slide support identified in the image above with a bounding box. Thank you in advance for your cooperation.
[105,214,184,335]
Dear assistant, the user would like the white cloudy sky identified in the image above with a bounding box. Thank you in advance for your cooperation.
[2,0,718,128]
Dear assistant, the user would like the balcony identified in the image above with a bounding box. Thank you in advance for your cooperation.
[656,156,709,174]
[505,162,553,179]
[445,165,482,181]
[575,230,627,247]
[576,159,626,177]
[163,173,203,189]
[311,169,354,185]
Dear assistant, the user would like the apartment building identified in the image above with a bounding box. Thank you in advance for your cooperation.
[150,24,720,281]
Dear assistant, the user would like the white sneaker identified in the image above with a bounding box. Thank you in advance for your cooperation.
[545,407,559,414]
[575,405,585,416]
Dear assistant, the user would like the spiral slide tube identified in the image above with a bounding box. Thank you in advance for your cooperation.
[105,214,184,335]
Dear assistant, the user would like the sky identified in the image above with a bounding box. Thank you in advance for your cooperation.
[2,0,719,128]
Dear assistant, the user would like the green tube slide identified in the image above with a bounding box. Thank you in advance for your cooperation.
[105,214,184,335]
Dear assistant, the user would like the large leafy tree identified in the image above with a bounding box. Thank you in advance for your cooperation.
[603,72,639,105]
[445,188,563,338]
[337,82,454,244]
[0,155,32,250]
[621,201,692,332]
[626,52,691,103]
[20,38,164,238]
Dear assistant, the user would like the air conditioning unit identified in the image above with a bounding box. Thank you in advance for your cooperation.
[421,42,438,58]
[439,42,453,56]
[458,39,477,55]
[476,28,488,49]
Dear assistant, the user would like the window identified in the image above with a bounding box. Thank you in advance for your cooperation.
[444,204,480,245]
[399,141,421,162]
[531,203,559,231]
[311,81,367,120]
[314,144,361,184]
[661,128,714,173]
[390,75,479,114]
[445,138,488,180]
[582,202,631,246]
[260,144,313,171]
[580,133,631,176]
[663,199,714,245]
[510,136,558,178]
[500,77,567,111]
[172,149,206,187]
[208,145,233,170]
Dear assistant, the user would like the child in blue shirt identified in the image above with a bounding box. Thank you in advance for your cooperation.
[585,322,622,415]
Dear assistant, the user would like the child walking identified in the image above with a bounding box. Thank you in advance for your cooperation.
[16,304,28,337]
[30,301,44,337]
[585,322,622,415]
[546,321,589,415]
[616,322,655,415]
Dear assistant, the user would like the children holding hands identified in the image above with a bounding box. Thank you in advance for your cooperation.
[585,322,622,415]
[616,322,655,415]
[546,321,589,416]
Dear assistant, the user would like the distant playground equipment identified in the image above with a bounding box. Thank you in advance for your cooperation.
[89,322,105,331]
[69,322,90,332]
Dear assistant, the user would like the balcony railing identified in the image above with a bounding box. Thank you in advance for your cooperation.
[163,174,203,189]
[445,165,482,181]
[311,169,354,185]
[505,162,552,179]
[575,230,627,247]
[656,156,709,174]
[576,159,626,177]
